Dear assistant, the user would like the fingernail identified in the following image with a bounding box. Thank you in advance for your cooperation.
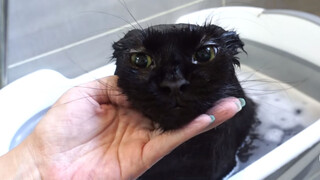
[236,98,246,111]
[239,98,246,107]
[209,115,216,123]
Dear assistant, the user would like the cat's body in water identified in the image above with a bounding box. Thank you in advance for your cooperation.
[112,23,256,179]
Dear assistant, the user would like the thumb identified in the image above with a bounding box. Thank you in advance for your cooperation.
[143,97,244,168]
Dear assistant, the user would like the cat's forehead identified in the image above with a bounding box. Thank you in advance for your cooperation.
[143,23,224,37]
[135,24,226,50]
[145,24,197,32]
[113,23,229,53]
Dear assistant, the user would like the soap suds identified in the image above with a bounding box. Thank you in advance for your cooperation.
[232,65,320,174]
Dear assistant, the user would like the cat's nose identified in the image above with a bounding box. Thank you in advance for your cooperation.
[160,79,189,94]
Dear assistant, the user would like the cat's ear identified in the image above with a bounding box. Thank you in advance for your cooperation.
[221,31,245,66]
[112,29,144,59]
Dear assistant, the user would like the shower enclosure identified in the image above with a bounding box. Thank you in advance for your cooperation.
[0,0,7,88]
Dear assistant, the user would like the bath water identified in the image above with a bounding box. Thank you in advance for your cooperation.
[227,65,320,176]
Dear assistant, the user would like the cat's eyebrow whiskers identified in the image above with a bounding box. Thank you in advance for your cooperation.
[119,0,144,31]
[77,10,138,30]
[204,11,271,34]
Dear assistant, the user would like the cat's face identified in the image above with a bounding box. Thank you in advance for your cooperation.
[113,24,245,130]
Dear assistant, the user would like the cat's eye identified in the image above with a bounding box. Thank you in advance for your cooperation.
[130,53,153,68]
[192,46,217,64]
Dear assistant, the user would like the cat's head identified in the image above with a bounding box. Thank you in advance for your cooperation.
[112,24,245,130]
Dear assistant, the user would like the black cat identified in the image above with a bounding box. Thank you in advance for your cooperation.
[113,24,256,179]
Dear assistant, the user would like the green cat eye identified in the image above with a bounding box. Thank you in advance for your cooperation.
[130,53,152,68]
[192,46,216,64]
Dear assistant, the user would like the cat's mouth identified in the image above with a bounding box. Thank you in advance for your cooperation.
[171,97,188,110]
[171,101,188,111]
[173,105,184,110]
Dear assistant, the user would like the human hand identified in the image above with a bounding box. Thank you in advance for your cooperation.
[0,76,244,180]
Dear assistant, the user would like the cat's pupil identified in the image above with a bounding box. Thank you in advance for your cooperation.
[135,55,148,67]
[194,46,215,63]
[131,53,152,68]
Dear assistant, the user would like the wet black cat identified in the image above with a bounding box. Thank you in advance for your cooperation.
[113,24,256,179]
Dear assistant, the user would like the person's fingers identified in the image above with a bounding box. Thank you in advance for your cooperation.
[142,97,244,169]
[202,97,245,132]
[58,75,129,106]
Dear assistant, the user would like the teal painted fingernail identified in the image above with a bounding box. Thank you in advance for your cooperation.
[209,115,216,123]
[239,98,246,107]
[235,98,246,111]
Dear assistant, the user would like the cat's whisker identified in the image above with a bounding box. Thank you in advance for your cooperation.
[53,90,127,107]
[73,85,118,91]
[235,63,307,101]
[51,94,107,107]
[46,53,124,107]
[77,10,139,30]
[62,50,124,91]
[118,0,144,31]
[203,11,273,35]
[239,72,305,90]
[236,66,267,81]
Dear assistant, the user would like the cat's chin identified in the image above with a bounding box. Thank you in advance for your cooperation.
[146,106,203,130]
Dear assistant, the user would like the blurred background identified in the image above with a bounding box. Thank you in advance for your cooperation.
[1,0,320,87]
